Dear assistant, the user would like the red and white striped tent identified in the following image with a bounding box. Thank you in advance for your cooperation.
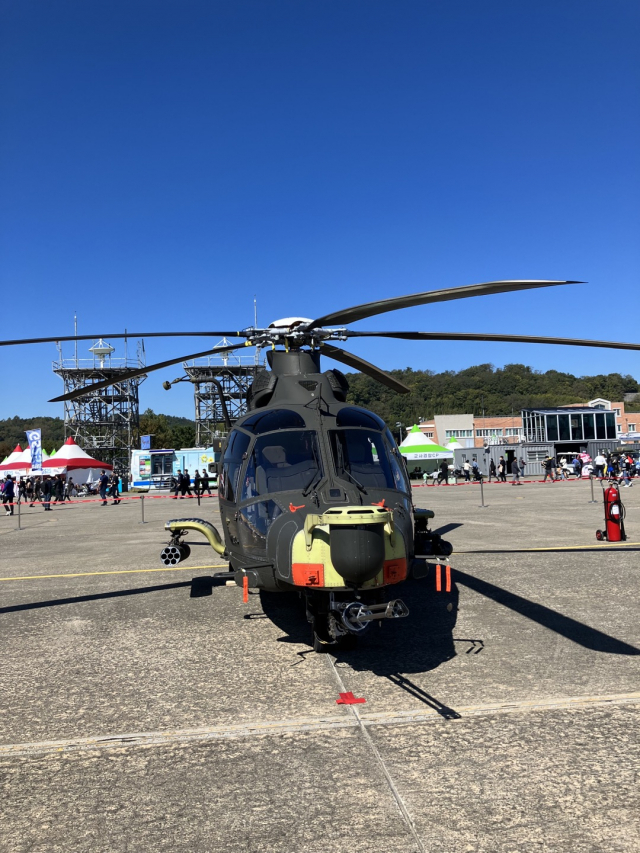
[43,437,112,483]
[0,445,30,475]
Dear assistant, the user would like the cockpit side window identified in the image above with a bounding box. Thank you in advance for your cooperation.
[384,429,411,492]
[241,430,322,498]
[220,430,251,501]
[329,429,404,492]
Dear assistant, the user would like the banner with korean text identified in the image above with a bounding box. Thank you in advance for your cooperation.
[26,428,43,474]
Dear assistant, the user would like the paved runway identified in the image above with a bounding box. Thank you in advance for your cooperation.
[1,480,639,851]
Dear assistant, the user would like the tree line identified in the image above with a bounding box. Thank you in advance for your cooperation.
[1,365,638,458]
[343,363,640,427]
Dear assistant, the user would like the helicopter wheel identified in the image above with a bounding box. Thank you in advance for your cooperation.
[311,614,358,653]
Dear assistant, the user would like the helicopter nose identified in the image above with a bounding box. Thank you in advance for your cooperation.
[329,523,385,586]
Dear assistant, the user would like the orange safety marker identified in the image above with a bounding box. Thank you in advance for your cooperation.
[435,563,442,592]
[242,575,249,603]
[445,563,451,593]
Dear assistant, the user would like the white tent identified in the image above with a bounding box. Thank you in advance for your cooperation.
[445,437,463,450]
[398,425,453,476]
[399,425,453,460]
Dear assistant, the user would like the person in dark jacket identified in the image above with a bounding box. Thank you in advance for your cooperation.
[488,459,497,482]
[174,470,183,499]
[98,470,110,505]
[42,475,53,510]
[437,460,449,485]
[543,457,555,482]
[201,471,211,495]
[53,475,64,503]
[181,469,193,498]
[193,470,201,498]
[511,457,521,485]
[3,476,15,515]
[110,473,121,504]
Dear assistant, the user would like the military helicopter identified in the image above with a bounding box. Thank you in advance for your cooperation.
[6,279,640,650]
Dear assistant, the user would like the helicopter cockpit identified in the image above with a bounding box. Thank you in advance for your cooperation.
[220,406,409,507]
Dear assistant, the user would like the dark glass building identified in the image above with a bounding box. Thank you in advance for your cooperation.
[522,407,617,454]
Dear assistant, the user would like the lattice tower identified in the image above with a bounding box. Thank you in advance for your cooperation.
[183,345,265,446]
[53,340,145,473]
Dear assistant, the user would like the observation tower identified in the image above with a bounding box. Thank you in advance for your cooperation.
[53,338,146,472]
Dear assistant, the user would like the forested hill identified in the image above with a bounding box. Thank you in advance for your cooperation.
[1,365,638,458]
[344,364,640,426]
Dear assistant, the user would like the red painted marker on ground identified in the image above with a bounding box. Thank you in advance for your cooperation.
[336,692,366,705]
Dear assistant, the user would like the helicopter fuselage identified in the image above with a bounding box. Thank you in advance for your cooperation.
[217,350,415,594]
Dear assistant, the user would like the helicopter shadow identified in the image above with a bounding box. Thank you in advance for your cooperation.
[259,577,461,678]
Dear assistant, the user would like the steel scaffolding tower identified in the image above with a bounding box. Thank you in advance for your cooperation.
[53,339,146,472]
[182,344,264,446]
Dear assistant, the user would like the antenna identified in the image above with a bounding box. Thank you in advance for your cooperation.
[74,313,78,366]
[254,296,258,329]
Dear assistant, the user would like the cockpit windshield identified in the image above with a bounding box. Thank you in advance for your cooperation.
[241,430,323,499]
[329,429,407,492]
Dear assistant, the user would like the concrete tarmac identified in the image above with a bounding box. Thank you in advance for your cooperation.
[1,480,639,852]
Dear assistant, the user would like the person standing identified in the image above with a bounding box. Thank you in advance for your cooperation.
[620,457,633,487]
[488,459,496,482]
[594,452,606,480]
[53,475,64,503]
[543,456,555,482]
[193,469,202,498]
[437,460,449,485]
[201,470,211,496]
[518,457,526,480]
[181,469,193,498]
[110,473,121,504]
[98,469,110,506]
[3,476,15,516]
[511,458,521,485]
[42,475,53,511]
[498,456,507,482]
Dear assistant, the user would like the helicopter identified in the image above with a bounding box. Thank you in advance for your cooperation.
[6,278,640,651]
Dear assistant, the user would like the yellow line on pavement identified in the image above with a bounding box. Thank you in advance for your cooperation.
[454,541,640,554]
[0,564,228,582]
[2,541,639,582]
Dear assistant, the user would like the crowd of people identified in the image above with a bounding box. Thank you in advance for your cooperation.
[429,450,640,487]
[0,471,124,514]
[169,468,214,499]
[433,455,527,485]
[0,467,218,515]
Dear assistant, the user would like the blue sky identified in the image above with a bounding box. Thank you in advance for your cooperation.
[1,0,639,418]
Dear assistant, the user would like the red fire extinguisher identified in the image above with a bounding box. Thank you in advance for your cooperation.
[596,482,627,542]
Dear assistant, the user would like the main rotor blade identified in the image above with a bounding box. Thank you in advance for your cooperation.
[49,342,248,403]
[307,280,582,330]
[0,331,244,348]
[320,343,411,395]
[346,331,640,352]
